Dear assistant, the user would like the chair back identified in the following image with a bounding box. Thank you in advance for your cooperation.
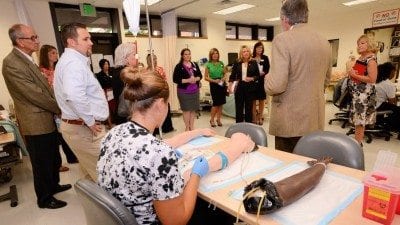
[225,122,268,147]
[293,131,364,170]
[74,179,139,225]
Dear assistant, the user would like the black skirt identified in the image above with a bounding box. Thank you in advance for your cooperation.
[209,82,226,106]
[254,76,266,100]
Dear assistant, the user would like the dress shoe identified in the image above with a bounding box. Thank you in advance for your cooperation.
[39,197,67,209]
[54,184,72,194]
[59,166,69,172]
[67,159,79,164]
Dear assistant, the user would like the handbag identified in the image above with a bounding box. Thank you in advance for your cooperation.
[117,92,130,118]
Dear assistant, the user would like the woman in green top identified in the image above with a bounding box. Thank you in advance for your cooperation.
[204,48,227,127]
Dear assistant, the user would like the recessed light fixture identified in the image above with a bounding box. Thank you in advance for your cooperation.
[342,0,377,6]
[140,0,162,6]
[213,4,255,15]
[265,17,281,22]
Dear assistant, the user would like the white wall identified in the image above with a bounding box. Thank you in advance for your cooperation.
[0,0,57,110]
[0,0,399,110]
[0,1,19,110]
[309,8,399,73]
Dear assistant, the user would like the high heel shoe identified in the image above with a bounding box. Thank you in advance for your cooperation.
[210,120,216,127]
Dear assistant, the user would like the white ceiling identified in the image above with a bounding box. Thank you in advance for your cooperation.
[39,0,400,26]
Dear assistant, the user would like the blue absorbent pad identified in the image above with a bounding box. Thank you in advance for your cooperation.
[198,151,283,193]
[230,162,363,225]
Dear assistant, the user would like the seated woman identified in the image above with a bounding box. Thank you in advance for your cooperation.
[97,67,255,225]
[375,62,400,133]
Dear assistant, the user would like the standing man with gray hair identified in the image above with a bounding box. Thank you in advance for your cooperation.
[2,24,71,209]
[265,0,332,152]
[54,23,109,180]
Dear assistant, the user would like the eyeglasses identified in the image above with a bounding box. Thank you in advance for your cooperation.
[19,35,39,41]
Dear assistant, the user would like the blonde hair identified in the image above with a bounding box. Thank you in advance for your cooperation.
[114,42,137,67]
[238,45,252,62]
[357,34,378,54]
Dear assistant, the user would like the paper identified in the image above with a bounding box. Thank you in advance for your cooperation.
[231,162,363,225]
[91,53,103,74]
[104,55,114,67]
[176,136,223,177]
[230,81,238,93]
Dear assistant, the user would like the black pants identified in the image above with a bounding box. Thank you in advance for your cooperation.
[25,131,61,205]
[154,103,174,135]
[234,82,254,123]
[58,132,78,163]
[275,136,302,153]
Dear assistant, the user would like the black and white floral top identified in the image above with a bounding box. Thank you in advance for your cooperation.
[97,121,184,225]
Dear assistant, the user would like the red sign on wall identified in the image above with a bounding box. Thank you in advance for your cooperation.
[372,8,400,27]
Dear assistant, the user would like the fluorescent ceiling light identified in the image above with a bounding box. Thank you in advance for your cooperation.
[265,17,281,22]
[342,0,377,6]
[140,0,162,6]
[213,4,255,15]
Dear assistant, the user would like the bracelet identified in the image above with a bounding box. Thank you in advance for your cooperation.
[216,151,229,170]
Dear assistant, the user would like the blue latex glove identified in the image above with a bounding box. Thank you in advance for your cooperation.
[191,156,209,178]
[175,150,183,159]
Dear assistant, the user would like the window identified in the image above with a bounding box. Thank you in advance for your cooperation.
[225,25,236,39]
[49,2,121,54]
[177,17,202,38]
[52,4,114,33]
[238,26,252,40]
[123,13,162,37]
[226,23,274,41]
[258,28,268,41]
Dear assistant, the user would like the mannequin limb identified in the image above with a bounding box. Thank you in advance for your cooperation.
[182,133,255,182]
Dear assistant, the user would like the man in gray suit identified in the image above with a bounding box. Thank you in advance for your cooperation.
[2,24,71,209]
[265,0,331,152]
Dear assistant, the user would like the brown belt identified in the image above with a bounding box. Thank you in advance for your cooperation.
[61,119,84,125]
[61,119,106,125]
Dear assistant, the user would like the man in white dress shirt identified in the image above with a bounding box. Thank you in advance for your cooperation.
[54,23,109,180]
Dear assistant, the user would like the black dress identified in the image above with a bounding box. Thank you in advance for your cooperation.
[206,61,226,106]
[254,55,270,100]
[111,66,128,125]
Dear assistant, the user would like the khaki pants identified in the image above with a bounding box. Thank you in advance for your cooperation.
[60,121,106,181]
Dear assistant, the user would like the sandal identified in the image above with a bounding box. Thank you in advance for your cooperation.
[210,120,216,127]
[59,166,69,172]
[217,121,222,126]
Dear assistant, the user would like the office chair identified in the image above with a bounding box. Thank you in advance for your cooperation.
[346,110,392,143]
[74,179,139,225]
[329,78,351,128]
[293,131,364,170]
[0,142,19,207]
[225,122,268,147]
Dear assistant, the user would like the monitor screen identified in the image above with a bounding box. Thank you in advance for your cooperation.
[227,52,238,66]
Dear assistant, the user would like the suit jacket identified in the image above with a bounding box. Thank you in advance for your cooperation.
[265,24,332,137]
[2,48,60,135]
[229,60,260,91]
